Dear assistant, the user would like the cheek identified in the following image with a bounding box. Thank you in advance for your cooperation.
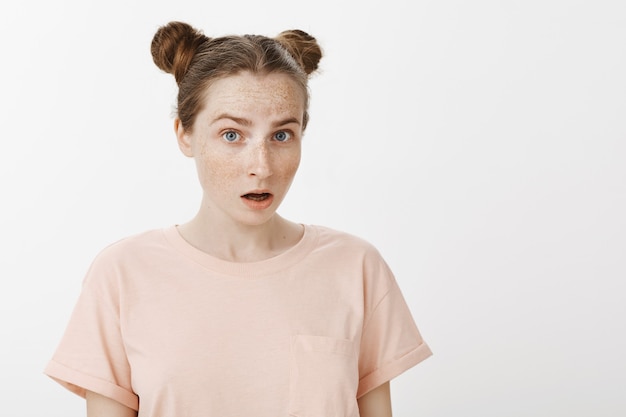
[195,149,238,189]
[276,149,301,181]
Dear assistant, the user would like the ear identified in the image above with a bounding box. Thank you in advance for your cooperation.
[175,118,194,157]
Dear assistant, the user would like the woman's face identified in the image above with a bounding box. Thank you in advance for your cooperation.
[177,71,305,227]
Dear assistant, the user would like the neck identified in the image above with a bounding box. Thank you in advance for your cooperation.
[176,212,303,263]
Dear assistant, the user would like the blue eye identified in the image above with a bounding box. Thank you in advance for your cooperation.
[274,131,290,142]
[222,131,240,142]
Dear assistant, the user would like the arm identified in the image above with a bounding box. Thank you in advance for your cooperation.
[86,390,137,417]
[357,381,392,417]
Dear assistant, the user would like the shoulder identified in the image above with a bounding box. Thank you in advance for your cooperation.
[84,228,170,280]
[307,224,385,262]
[95,228,167,260]
[309,224,374,247]
[306,225,397,300]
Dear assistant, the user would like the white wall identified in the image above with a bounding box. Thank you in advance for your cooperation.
[1,1,624,415]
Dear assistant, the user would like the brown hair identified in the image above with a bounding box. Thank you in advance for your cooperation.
[151,21,323,132]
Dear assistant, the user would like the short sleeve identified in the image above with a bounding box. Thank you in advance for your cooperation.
[44,251,139,411]
[357,253,432,398]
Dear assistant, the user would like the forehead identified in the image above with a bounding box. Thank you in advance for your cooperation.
[203,71,306,116]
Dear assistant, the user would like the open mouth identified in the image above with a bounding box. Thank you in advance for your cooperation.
[242,193,272,201]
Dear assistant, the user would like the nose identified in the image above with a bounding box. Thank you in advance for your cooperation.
[247,140,273,179]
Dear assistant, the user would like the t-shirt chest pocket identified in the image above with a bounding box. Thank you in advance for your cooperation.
[289,335,359,417]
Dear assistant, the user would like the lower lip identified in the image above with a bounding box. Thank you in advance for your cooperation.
[241,194,274,210]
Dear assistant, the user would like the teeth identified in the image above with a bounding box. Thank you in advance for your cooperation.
[244,193,269,201]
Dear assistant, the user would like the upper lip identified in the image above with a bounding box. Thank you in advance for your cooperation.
[241,189,272,196]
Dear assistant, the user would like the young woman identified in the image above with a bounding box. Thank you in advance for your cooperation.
[45,21,432,417]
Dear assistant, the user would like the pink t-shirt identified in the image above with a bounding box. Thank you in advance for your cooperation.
[45,225,432,416]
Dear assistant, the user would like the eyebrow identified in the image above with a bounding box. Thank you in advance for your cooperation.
[211,113,301,128]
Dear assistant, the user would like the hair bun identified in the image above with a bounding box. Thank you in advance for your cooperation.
[151,21,210,84]
[275,29,322,75]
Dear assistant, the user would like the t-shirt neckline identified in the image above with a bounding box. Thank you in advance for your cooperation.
[162,224,318,277]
